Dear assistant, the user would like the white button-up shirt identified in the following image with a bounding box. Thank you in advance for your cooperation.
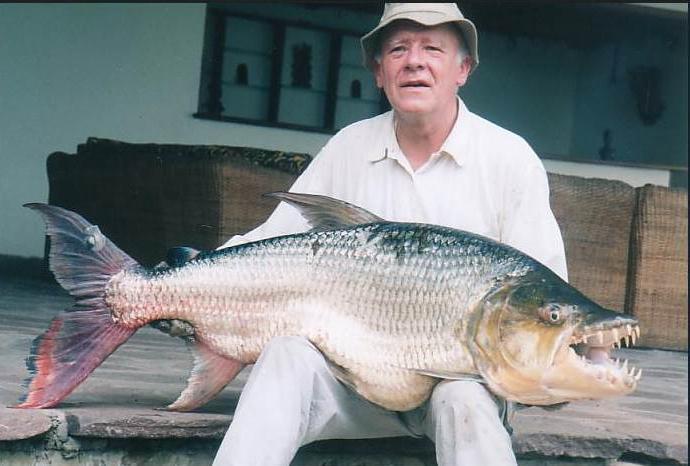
[220,98,568,281]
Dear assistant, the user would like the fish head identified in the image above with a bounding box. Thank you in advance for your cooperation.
[468,271,641,406]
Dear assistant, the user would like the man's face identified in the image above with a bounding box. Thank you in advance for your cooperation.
[374,21,471,117]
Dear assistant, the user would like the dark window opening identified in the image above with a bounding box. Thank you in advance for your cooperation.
[291,44,312,88]
[350,79,361,98]
[235,63,248,85]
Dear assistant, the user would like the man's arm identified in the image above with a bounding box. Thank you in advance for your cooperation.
[500,153,568,282]
[217,142,337,249]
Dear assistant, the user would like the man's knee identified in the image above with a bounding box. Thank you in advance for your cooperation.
[430,380,498,414]
[258,336,323,368]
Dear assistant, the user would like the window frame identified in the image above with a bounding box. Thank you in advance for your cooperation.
[194,6,389,134]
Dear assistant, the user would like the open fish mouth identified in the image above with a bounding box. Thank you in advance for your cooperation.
[561,321,642,388]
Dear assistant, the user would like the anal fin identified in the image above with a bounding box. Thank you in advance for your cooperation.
[166,343,244,412]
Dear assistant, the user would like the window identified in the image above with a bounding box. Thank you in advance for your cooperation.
[196,6,388,133]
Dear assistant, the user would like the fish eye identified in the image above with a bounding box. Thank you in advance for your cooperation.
[539,304,564,325]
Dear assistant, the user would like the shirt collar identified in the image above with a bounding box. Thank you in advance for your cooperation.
[440,96,471,167]
[365,110,398,163]
[367,96,471,168]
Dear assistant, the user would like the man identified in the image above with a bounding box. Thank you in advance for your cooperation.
[213,3,567,465]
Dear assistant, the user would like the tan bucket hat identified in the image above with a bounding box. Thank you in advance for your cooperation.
[361,3,479,73]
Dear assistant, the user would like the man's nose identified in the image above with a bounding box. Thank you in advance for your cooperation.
[404,45,425,70]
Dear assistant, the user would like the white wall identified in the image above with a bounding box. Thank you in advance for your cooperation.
[0,4,685,259]
[542,159,671,188]
[570,37,688,167]
[462,33,580,157]
[0,4,332,258]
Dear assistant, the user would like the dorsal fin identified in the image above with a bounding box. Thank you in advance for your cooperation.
[166,246,200,268]
[264,192,383,231]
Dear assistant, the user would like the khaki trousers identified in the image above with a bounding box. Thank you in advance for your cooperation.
[213,336,516,466]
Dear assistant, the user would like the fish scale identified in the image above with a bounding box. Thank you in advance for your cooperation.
[104,223,527,410]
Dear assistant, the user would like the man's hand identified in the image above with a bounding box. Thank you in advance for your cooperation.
[149,319,196,343]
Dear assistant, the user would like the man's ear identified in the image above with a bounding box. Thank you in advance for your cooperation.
[374,62,384,89]
[455,56,472,88]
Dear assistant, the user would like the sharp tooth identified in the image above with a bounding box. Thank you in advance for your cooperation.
[635,368,643,381]
[626,324,632,336]
[622,359,629,373]
[635,326,641,338]
[631,331,637,346]
[597,331,604,344]
[626,335,631,347]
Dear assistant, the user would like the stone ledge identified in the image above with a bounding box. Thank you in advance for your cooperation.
[0,407,53,441]
[2,397,684,464]
[64,408,231,439]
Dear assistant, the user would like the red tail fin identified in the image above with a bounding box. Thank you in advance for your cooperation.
[16,204,139,408]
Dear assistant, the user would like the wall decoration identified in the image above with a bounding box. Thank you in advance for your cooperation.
[598,129,615,161]
[628,65,665,126]
[350,80,361,99]
[291,43,312,88]
[235,63,248,85]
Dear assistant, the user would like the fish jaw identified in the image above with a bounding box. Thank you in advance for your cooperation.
[539,315,642,403]
[468,271,642,406]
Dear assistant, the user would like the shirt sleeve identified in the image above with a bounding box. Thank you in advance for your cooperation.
[500,149,569,282]
[217,143,336,249]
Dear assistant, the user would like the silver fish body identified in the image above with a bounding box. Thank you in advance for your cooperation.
[107,223,532,410]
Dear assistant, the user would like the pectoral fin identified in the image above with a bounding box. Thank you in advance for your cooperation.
[166,343,244,412]
[166,246,200,268]
[409,368,486,383]
[516,401,570,411]
[325,359,359,392]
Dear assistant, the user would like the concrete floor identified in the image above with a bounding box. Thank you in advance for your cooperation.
[0,267,687,465]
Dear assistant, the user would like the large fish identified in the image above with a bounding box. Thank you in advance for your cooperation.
[17,193,641,412]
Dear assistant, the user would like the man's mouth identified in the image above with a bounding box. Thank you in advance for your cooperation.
[400,80,430,88]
